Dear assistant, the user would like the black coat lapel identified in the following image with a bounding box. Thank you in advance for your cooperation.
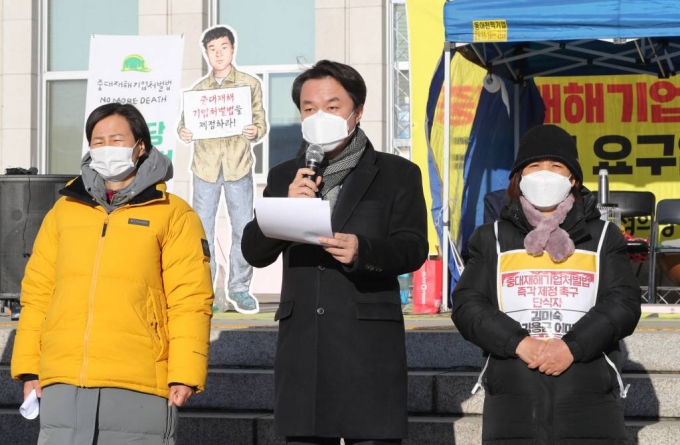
[331,143,378,232]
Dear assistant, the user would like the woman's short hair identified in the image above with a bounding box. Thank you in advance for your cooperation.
[85,103,152,157]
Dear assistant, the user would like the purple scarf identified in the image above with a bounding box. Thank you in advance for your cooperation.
[520,194,576,263]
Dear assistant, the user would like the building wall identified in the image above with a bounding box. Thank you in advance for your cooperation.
[0,0,3,167]
[316,0,386,150]
[0,0,38,172]
[138,0,210,201]
[0,0,387,192]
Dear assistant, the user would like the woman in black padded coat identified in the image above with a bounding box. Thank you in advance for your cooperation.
[452,124,641,444]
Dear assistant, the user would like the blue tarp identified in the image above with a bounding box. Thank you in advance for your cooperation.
[442,0,680,79]
[459,77,545,251]
[429,0,680,303]
[426,57,545,306]
[445,0,680,43]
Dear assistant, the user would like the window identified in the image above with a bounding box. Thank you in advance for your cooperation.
[47,80,87,173]
[218,0,314,67]
[43,0,138,174]
[217,0,315,177]
[268,72,303,169]
[227,69,305,176]
[40,0,313,177]
[389,0,411,159]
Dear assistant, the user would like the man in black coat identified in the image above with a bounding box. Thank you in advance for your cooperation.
[242,60,428,444]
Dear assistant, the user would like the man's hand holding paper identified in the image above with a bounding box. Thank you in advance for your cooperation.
[254,196,333,245]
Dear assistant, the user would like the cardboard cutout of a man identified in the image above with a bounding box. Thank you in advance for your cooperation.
[178,25,267,314]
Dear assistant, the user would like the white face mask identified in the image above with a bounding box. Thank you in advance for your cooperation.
[89,140,140,182]
[519,170,573,210]
[301,110,355,153]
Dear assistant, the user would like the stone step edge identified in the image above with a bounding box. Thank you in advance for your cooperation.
[4,408,680,431]
[3,365,678,378]
[1,408,676,427]
[5,324,680,333]
[207,326,680,333]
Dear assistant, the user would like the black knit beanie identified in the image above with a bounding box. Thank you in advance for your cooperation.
[510,124,583,183]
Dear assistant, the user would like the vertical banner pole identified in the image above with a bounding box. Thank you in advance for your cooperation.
[441,43,452,311]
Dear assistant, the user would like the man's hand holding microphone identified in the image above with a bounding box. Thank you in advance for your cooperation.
[288,144,324,198]
[288,144,358,265]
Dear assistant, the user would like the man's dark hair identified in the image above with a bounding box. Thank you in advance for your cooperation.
[202,26,235,49]
[85,103,152,157]
[291,60,367,110]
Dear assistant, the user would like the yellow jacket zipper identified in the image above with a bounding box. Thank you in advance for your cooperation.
[79,214,109,386]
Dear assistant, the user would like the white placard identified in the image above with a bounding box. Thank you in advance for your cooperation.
[182,87,253,139]
[84,35,184,165]
[500,268,597,339]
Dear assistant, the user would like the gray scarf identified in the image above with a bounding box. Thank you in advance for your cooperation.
[81,146,173,212]
[318,127,367,213]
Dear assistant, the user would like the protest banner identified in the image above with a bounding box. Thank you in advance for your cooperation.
[535,74,680,241]
[84,35,184,163]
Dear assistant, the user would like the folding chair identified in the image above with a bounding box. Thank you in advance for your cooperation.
[610,191,656,221]
[608,191,656,290]
[609,191,656,246]
[648,199,680,304]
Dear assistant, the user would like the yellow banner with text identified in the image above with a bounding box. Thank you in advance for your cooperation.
[429,54,486,245]
[535,75,680,241]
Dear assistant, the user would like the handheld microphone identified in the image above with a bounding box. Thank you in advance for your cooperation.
[304,144,324,179]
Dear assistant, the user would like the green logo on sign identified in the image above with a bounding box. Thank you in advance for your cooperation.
[121,54,151,72]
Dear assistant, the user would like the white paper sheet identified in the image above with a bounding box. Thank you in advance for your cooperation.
[20,389,39,420]
[255,198,333,245]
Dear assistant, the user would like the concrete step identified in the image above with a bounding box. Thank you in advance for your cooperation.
[131,370,680,419]
[2,409,680,445]
[205,328,680,372]
[166,328,680,373]
[417,371,680,419]
[3,327,680,372]
[3,367,679,419]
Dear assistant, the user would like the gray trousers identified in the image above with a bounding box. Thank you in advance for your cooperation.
[38,384,177,445]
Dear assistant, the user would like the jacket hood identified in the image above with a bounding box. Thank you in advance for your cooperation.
[80,146,173,210]
[500,186,599,245]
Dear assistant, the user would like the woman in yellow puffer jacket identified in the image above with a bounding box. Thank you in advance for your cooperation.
[11,103,214,444]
